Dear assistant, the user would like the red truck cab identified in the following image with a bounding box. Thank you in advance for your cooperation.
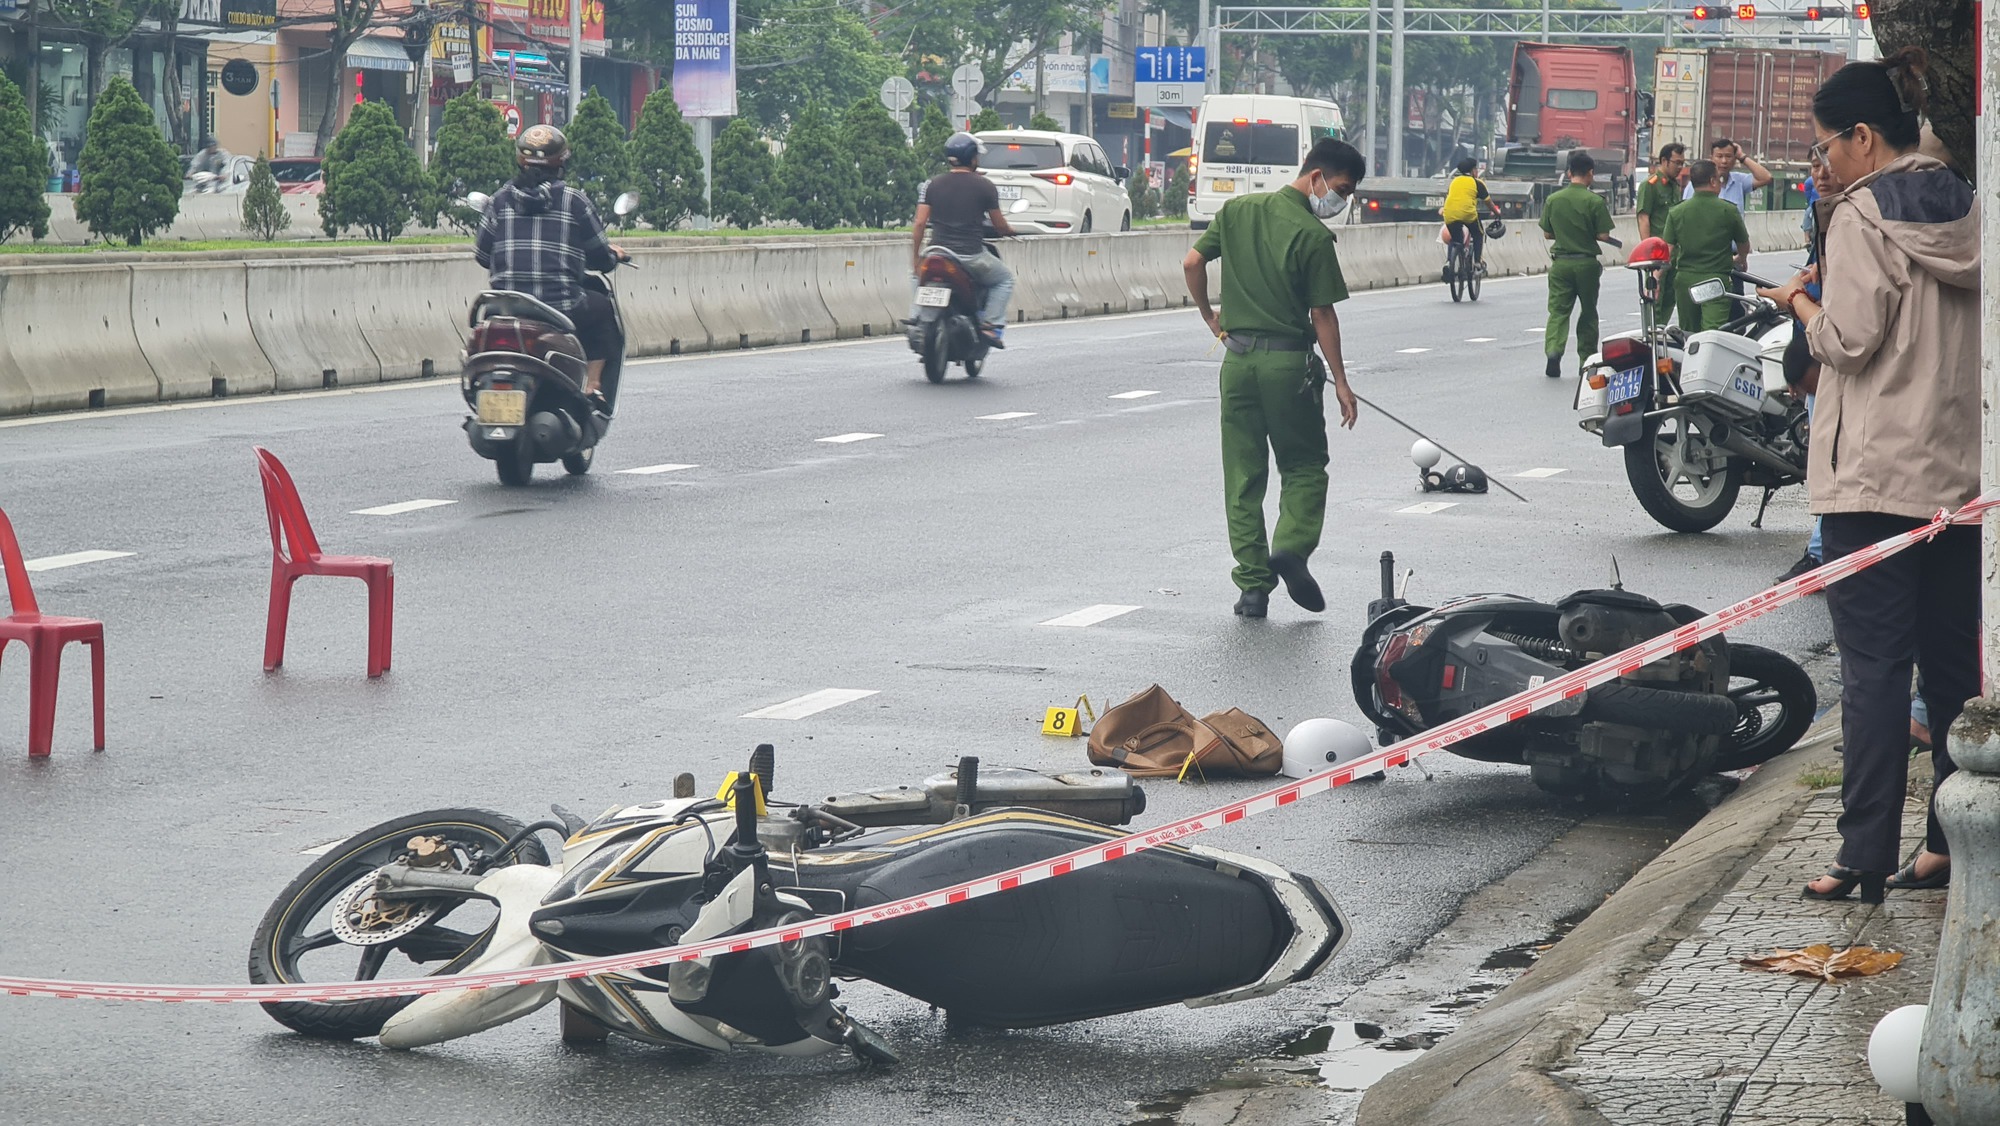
[1507,43,1638,153]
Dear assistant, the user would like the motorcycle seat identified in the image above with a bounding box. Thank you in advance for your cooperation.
[469,290,576,334]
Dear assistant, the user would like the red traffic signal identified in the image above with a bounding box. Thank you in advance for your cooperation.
[1736,2,1757,18]
[1854,1,1870,16]
[1690,3,1722,16]
[1805,5,1822,17]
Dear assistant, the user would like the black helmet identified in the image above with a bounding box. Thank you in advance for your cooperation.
[200,135,218,149]
[944,131,984,168]
[1485,218,1507,240]
[516,124,570,169]
[1443,463,1489,493]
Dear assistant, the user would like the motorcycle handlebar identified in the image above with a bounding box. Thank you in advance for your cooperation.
[1732,269,1777,290]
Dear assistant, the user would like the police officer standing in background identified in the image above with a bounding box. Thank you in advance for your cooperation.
[1540,150,1616,378]
[1663,159,1751,332]
[1183,138,1366,620]
[1636,143,1686,322]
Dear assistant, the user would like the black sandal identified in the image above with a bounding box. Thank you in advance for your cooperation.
[1885,859,1950,891]
[1802,865,1886,904]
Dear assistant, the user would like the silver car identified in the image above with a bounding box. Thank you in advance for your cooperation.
[974,130,1133,234]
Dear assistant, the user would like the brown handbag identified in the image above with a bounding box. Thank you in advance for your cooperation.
[1087,686,1284,780]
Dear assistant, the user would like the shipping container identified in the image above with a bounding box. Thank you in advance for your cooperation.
[1648,45,1844,205]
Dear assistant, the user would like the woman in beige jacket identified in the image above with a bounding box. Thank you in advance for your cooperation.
[1760,48,1979,905]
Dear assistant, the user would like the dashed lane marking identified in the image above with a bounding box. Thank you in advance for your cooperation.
[1523,328,1545,334]
[617,463,699,475]
[1397,347,1432,354]
[1108,390,1160,400]
[1516,467,1569,479]
[1398,501,1459,515]
[740,688,881,721]
[977,412,1038,420]
[351,499,456,516]
[1040,604,1143,628]
[816,432,884,444]
[23,550,135,572]
[1465,337,1497,343]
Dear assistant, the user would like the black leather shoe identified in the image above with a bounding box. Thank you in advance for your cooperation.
[1268,551,1326,613]
[1233,590,1269,619]
[1545,354,1563,379]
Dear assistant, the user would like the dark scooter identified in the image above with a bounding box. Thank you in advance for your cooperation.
[907,199,1029,384]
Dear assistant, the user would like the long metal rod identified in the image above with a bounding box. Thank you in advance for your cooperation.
[1354,392,1532,504]
[1364,0,1378,170]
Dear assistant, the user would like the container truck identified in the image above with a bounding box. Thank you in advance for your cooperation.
[1651,47,1846,209]
[1492,43,1639,212]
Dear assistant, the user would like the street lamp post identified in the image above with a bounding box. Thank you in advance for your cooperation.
[1387,0,1405,176]
[568,0,583,119]
[1365,0,1378,175]
[400,0,437,167]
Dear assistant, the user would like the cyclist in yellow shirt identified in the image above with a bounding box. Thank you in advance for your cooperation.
[1440,158,1498,279]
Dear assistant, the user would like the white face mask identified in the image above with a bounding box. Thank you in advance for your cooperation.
[1312,183,1349,219]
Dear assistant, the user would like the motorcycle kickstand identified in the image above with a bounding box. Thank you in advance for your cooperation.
[1750,486,1777,530]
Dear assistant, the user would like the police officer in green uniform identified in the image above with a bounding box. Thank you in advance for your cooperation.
[1635,143,1686,323]
[1539,150,1616,378]
[1183,138,1365,619]
[1663,159,1751,332]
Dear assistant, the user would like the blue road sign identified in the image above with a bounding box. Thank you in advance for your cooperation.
[1136,47,1206,84]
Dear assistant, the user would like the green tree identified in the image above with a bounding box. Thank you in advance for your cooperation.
[737,1,898,130]
[842,97,921,229]
[629,89,706,230]
[968,108,1004,132]
[1,61,60,139]
[778,102,859,230]
[1164,164,1190,218]
[425,92,514,231]
[73,77,178,246]
[566,90,632,224]
[1029,110,1061,132]
[1125,168,1159,221]
[240,155,291,241]
[880,0,1099,108]
[318,99,424,241]
[915,102,953,177]
[711,116,776,229]
[0,71,50,243]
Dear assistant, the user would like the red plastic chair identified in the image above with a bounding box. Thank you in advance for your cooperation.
[0,508,106,758]
[254,447,394,678]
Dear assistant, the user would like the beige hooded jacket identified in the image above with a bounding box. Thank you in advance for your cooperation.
[1805,151,1979,520]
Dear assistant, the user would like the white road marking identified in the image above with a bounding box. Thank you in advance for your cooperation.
[1397,347,1432,354]
[1108,390,1160,400]
[1464,337,1497,343]
[816,432,883,444]
[351,498,456,516]
[300,839,344,857]
[1523,328,1545,334]
[1516,467,1569,479]
[977,412,1038,421]
[1040,604,1143,628]
[617,463,699,475]
[1398,501,1459,515]
[740,688,880,721]
[23,550,135,572]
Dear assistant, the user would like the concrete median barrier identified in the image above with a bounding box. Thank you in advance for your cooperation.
[620,249,712,356]
[750,243,840,345]
[244,259,382,390]
[0,263,158,414]
[349,255,484,381]
[130,261,278,401]
[684,246,782,349]
[815,240,906,339]
[1068,236,1128,316]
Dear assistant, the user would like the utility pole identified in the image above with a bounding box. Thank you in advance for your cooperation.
[1199,0,1215,95]
[1364,0,1378,172]
[1540,0,1550,42]
[567,0,583,120]
[416,5,434,166]
[1387,0,1404,177]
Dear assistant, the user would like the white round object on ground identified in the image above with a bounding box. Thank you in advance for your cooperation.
[1410,439,1443,469]
[1867,1004,1927,1103]
[1281,718,1372,778]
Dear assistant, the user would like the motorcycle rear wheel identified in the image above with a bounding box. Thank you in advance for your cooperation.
[1624,416,1742,533]
[1580,682,1740,734]
[921,323,949,383]
[496,441,535,486]
[247,809,550,1041]
[1713,643,1818,771]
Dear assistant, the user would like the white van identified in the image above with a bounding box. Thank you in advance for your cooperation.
[1188,95,1345,230]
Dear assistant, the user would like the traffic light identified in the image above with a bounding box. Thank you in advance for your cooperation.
[1690,3,1723,17]
[1854,1,1870,17]
[1736,3,1757,18]
[1805,5,1822,17]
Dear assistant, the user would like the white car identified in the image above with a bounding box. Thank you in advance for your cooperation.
[974,130,1133,234]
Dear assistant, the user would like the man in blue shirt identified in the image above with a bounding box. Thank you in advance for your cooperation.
[1683,139,1772,281]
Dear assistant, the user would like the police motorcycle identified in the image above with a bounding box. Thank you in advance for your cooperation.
[247,747,1348,1063]
[1574,237,1806,533]
[1351,551,1816,803]
[459,191,637,486]
[908,198,1031,383]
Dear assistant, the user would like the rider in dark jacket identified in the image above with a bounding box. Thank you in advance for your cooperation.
[475,124,625,407]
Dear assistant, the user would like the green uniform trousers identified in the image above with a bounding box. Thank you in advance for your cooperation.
[1220,349,1328,593]
[1674,271,1733,332]
[1544,256,1603,363]
[1654,265,1678,327]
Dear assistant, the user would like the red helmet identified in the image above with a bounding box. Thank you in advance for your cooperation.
[1625,236,1670,269]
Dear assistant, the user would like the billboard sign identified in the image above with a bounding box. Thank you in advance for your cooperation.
[673,0,737,117]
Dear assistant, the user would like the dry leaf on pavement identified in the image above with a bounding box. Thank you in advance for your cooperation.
[1739,944,1904,982]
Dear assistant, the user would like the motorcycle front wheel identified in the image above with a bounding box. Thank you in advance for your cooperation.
[1624,415,1742,533]
[1712,643,1819,771]
[247,808,550,1040]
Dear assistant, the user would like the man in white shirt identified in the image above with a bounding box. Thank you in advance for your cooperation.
[1683,138,1772,276]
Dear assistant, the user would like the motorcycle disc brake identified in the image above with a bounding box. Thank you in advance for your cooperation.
[328,869,448,947]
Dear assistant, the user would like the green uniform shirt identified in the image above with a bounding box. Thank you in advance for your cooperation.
[1662,191,1750,277]
[1636,174,1676,238]
[1538,183,1612,258]
[1192,186,1348,339]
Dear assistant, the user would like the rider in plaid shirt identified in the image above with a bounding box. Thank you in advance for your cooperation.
[475,124,626,404]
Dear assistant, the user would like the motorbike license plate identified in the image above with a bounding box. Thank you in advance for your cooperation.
[996,186,1021,200]
[1607,366,1644,405]
[915,287,953,308]
[1211,179,1236,194]
[475,389,527,426]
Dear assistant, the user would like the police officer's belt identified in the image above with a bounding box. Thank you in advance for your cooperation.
[1221,333,1312,354]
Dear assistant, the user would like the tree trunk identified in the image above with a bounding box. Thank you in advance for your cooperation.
[160,16,188,150]
[85,37,109,115]
[315,41,349,153]
[25,0,40,139]
[1871,0,1976,183]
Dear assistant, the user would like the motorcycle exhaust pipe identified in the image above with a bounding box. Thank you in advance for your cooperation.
[1705,420,1807,480]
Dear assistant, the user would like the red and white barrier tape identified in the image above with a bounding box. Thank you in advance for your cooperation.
[5,496,1991,1005]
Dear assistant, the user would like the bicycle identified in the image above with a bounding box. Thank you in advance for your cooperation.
[1442,225,1482,303]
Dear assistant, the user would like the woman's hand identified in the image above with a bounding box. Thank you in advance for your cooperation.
[1758,273,1809,314]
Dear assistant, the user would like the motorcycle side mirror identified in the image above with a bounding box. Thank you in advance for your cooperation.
[613,192,639,217]
[1689,278,1727,305]
[462,191,492,211]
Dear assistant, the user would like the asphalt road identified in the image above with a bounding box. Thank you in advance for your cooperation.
[0,252,1831,1125]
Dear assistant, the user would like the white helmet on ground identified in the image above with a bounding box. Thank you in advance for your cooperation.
[1280,718,1373,778]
